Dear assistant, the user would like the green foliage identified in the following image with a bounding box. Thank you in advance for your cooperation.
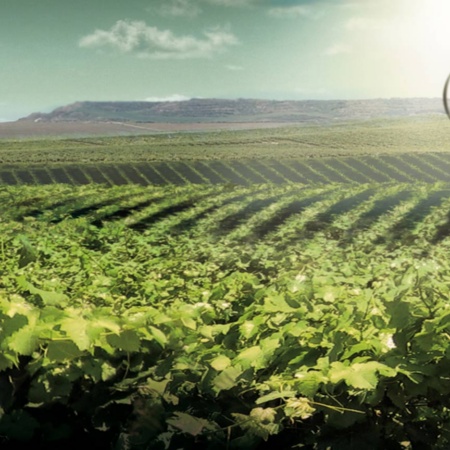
[0,116,448,165]
[2,182,450,448]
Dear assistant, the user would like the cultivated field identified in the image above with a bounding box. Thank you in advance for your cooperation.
[1,152,450,186]
[2,117,450,449]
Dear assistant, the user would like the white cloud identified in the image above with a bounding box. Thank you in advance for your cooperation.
[338,2,364,9]
[204,0,255,6]
[345,16,380,31]
[324,43,352,56]
[79,20,238,59]
[145,94,191,102]
[267,6,311,18]
[225,64,244,71]
[294,87,328,95]
[160,0,201,18]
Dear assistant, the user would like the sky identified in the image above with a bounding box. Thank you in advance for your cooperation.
[1,0,450,121]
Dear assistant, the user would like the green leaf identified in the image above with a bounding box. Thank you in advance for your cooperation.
[213,365,242,393]
[8,324,39,355]
[294,371,324,397]
[181,317,197,330]
[167,412,209,436]
[232,410,280,441]
[28,375,73,404]
[16,276,68,307]
[1,314,28,338]
[60,317,91,351]
[46,340,83,362]
[387,301,411,329]
[101,362,117,381]
[210,355,231,371]
[107,330,141,352]
[256,390,296,404]
[264,294,297,313]
[235,346,265,370]
[328,361,396,390]
[17,235,38,268]
[149,326,167,347]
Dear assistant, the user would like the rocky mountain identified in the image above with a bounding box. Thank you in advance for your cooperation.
[20,98,444,124]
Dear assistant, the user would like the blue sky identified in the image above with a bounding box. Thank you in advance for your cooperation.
[1,0,449,121]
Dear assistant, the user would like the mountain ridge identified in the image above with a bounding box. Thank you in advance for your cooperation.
[20,98,444,124]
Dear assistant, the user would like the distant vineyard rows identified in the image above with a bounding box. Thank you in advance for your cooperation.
[2,152,450,185]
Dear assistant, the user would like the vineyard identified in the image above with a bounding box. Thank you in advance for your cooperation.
[2,152,450,186]
[2,178,450,449]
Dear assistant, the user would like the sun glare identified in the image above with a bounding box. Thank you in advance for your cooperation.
[399,0,450,94]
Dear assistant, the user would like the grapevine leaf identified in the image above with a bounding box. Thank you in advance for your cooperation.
[181,317,197,330]
[1,295,37,318]
[329,361,396,390]
[17,235,38,268]
[101,362,117,382]
[46,341,83,362]
[16,276,68,307]
[166,412,209,436]
[256,390,296,404]
[264,294,297,313]
[232,409,280,441]
[0,353,18,371]
[294,371,324,397]
[8,324,39,355]
[210,355,231,371]
[60,317,91,351]
[1,314,28,338]
[213,365,243,393]
[149,326,167,347]
[235,346,265,370]
[107,330,141,352]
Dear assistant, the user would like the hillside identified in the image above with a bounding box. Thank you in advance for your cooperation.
[20,98,443,124]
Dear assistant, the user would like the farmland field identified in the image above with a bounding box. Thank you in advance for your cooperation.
[2,179,450,449]
[2,117,450,449]
[2,152,450,186]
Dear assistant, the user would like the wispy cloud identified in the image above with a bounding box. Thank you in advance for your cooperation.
[324,43,352,56]
[159,0,201,18]
[337,2,363,9]
[345,16,380,31]
[145,94,191,102]
[79,20,238,59]
[225,64,244,71]
[267,5,312,18]
[204,0,255,6]
[294,86,328,96]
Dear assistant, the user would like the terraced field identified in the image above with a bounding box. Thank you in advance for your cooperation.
[2,152,450,185]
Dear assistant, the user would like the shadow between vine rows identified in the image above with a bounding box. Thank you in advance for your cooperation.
[302,188,377,234]
[216,194,287,234]
[170,188,269,235]
[338,190,412,246]
[250,192,328,240]
[375,190,450,246]
[128,194,211,232]
[50,193,140,224]
[90,195,167,227]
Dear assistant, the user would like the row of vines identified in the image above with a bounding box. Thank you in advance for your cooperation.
[2,152,450,186]
[2,182,450,448]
